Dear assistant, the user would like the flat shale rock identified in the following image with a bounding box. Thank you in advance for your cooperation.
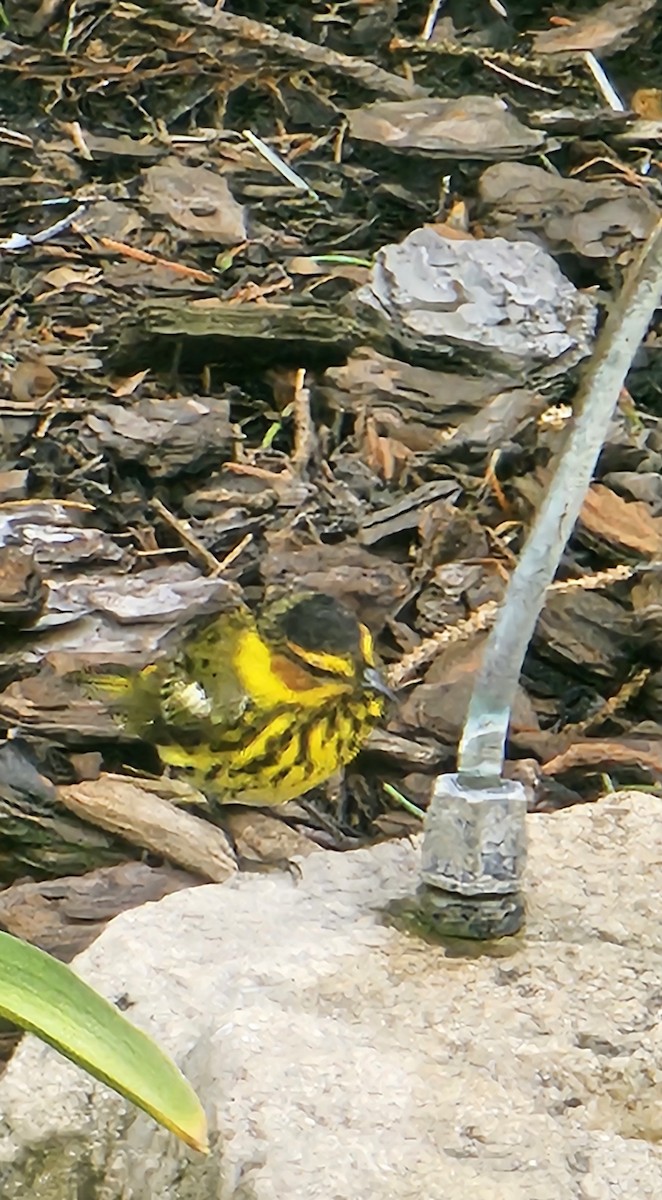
[357,227,597,378]
[347,95,545,158]
[478,162,658,272]
[316,347,542,457]
[81,393,233,478]
[3,794,662,1199]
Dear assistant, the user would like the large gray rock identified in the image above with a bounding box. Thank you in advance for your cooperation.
[1,793,662,1198]
[357,228,597,379]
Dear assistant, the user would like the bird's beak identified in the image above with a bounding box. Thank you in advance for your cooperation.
[362,666,397,703]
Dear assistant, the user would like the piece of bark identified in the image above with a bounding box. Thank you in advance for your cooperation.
[57,776,237,883]
[111,300,359,372]
[399,635,540,748]
[576,483,662,560]
[532,0,658,55]
[479,162,658,275]
[347,96,544,159]
[261,541,409,631]
[0,740,131,884]
[174,0,427,100]
[532,589,630,681]
[317,347,520,447]
[0,547,46,627]
[360,484,462,546]
[0,471,29,502]
[363,729,445,772]
[221,809,316,866]
[0,861,200,961]
[543,738,662,783]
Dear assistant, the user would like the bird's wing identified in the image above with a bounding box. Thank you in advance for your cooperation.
[178,610,253,726]
[85,606,255,744]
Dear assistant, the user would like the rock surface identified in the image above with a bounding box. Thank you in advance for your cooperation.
[1,793,662,1198]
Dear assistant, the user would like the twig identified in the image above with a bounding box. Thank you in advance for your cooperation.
[389,601,499,689]
[421,0,445,41]
[584,52,625,112]
[225,462,287,482]
[392,34,556,79]
[0,202,89,254]
[291,368,316,474]
[96,236,215,284]
[389,564,646,690]
[212,532,253,576]
[569,666,650,736]
[482,449,509,512]
[0,127,33,148]
[174,0,428,100]
[151,495,223,576]
[480,58,560,95]
[64,120,93,160]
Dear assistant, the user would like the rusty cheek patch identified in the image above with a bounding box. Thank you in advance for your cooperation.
[270,652,319,693]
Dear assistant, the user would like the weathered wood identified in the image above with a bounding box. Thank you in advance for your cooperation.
[57,776,237,883]
[111,301,361,371]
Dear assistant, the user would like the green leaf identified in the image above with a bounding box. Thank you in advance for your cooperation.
[311,254,373,267]
[382,782,425,819]
[0,931,208,1152]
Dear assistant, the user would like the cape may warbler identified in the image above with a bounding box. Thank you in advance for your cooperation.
[89,592,393,806]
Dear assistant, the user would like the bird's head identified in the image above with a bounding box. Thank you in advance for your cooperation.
[258,592,395,706]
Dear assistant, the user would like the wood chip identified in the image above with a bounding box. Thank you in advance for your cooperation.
[57,776,237,883]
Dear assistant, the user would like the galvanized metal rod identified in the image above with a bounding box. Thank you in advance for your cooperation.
[458,219,662,784]
[418,220,662,939]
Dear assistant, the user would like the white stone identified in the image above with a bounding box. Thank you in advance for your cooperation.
[1,793,662,1198]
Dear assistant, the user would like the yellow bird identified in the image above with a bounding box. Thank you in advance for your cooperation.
[87,591,393,806]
